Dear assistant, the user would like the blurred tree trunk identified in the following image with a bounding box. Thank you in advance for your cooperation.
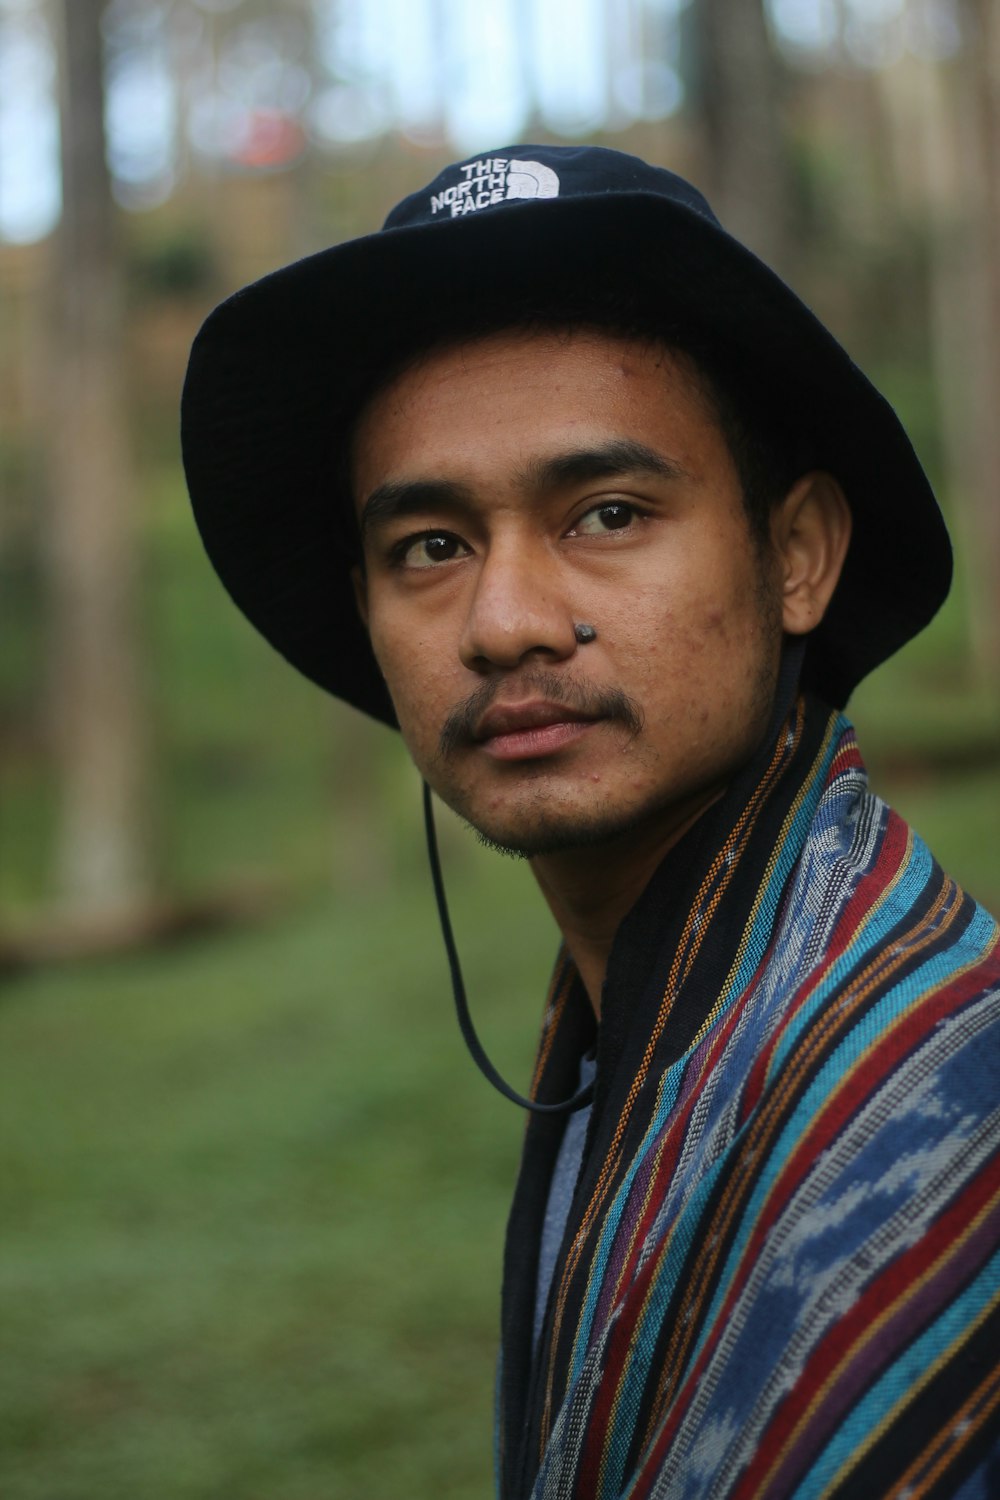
[46,0,152,914]
[950,0,1000,684]
[685,0,793,276]
[911,0,1000,687]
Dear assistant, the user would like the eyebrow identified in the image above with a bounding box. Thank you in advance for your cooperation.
[360,480,472,538]
[358,439,689,538]
[520,439,690,491]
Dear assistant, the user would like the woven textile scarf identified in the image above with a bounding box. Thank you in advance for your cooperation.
[498,693,1000,1500]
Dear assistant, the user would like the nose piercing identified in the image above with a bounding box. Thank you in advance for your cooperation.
[574,623,597,645]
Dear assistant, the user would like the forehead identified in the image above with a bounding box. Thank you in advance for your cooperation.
[350,327,727,505]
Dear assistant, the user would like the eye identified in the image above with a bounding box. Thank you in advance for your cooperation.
[571,501,639,537]
[394,532,470,569]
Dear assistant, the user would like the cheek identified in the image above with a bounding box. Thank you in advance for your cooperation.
[615,559,747,666]
[688,540,778,649]
[369,621,451,746]
[615,562,777,711]
[368,592,424,681]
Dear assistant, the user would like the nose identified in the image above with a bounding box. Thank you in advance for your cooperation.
[458,540,578,672]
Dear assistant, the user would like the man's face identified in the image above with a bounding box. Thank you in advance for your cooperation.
[351,329,785,858]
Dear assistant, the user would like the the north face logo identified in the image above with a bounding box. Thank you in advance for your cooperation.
[429,158,560,218]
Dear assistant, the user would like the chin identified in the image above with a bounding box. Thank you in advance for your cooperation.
[464,797,674,861]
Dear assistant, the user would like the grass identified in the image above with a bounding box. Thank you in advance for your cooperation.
[0,846,553,1500]
[849,583,1000,912]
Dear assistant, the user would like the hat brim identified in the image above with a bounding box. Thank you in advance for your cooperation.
[181,191,951,725]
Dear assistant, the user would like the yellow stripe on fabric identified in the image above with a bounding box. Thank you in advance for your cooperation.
[884,1359,1000,1499]
[750,1174,1000,1499]
[529,948,578,1099]
[819,1279,1000,1500]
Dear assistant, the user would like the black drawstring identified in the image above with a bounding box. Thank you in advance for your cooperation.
[422,781,595,1114]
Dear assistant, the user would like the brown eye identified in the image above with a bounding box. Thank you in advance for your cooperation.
[399,532,468,569]
[574,502,637,535]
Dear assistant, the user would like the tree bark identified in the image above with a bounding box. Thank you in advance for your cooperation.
[913,0,1000,686]
[685,0,793,275]
[46,0,152,914]
[952,0,1000,683]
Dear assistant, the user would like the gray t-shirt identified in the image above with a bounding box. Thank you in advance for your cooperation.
[533,1051,598,1351]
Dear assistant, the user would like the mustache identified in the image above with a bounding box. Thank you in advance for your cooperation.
[437,669,645,759]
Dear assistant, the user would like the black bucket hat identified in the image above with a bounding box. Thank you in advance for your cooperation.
[182,142,951,724]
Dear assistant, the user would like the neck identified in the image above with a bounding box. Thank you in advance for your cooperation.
[529,789,724,1016]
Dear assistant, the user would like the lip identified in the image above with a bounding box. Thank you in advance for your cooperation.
[474,700,599,761]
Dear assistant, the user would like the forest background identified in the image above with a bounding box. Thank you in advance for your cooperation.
[1,1,999,1497]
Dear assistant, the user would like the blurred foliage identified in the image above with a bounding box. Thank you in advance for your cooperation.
[127,229,219,300]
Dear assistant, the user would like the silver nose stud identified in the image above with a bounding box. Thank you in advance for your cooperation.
[574,623,597,645]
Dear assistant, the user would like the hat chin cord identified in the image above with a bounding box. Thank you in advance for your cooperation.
[422,781,595,1115]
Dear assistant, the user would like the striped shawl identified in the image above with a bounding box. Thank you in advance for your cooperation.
[498,695,1000,1500]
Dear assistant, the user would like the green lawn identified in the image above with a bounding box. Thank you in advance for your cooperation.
[0,843,555,1500]
[849,587,1000,914]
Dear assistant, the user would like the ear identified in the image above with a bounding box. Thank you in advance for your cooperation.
[351,564,370,632]
[771,472,852,637]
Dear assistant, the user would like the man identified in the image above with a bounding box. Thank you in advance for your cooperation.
[182,145,1000,1498]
